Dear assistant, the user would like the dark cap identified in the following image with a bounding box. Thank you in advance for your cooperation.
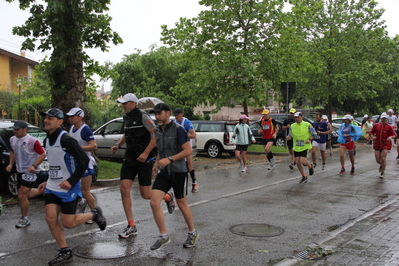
[40,108,64,119]
[153,103,171,113]
[174,108,183,116]
[11,120,28,130]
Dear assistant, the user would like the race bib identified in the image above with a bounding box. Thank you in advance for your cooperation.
[263,124,270,130]
[49,166,63,180]
[314,135,320,139]
[296,140,304,146]
[22,173,37,182]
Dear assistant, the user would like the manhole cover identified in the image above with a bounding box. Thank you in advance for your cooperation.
[229,223,284,237]
[73,242,139,259]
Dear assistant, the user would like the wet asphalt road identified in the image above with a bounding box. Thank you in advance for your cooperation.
[1,144,399,265]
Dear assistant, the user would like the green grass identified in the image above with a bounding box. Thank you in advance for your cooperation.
[97,159,121,180]
[248,144,288,153]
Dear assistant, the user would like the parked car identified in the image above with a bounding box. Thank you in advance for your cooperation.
[191,120,236,158]
[249,120,286,147]
[93,115,197,160]
[331,118,361,128]
[0,120,49,196]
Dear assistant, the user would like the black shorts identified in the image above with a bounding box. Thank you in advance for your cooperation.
[294,150,308,158]
[152,172,188,199]
[235,145,249,151]
[261,138,275,145]
[44,193,79,215]
[287,139,293,149]
[18,172,48,189]
[120,157,154,186]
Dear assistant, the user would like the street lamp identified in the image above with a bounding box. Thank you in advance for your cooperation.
[17,74,22,120]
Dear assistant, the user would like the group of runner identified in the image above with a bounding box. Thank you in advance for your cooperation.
[8,93,200,265]
[234,108,399,182]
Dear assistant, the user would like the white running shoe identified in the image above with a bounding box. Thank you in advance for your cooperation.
[241,166,247,172]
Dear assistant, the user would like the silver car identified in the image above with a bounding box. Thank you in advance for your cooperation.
[93,115,196,160]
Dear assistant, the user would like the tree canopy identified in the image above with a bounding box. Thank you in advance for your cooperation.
[7,0,123,121]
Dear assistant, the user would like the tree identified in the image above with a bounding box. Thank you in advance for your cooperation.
[161,0,302,115]
[111,46,197,116]
[289,0,395,116]
[7,0,123,122]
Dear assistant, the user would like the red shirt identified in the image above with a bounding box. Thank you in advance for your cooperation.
[260,117,277,139]
[370,122,397,150]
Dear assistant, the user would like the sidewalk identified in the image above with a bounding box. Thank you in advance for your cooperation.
[276,195,399,266]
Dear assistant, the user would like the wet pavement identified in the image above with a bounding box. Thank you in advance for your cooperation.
[2,144,399,265]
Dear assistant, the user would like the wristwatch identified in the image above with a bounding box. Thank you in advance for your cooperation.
[168,156,173,162]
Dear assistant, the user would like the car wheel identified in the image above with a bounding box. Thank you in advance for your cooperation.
[275,137,286,147]
[206,142,222,158]
[8,173,19,197]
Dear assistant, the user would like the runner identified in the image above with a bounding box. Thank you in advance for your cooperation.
[322,115,334,158]
[173,108,198,192]
[150,103,198,250]
[66,107,97,223]
[258,109,279,170]
[6,120,46,228]
[337,115,362,175]
[38,108,106,266]
[232,114,256,172]
[368,112,397,178]
[387,109,397,148]
[286,112,317,183]
[282,108,297,170]
[311,113,331,170]
[110,93,175,239]
[362,116,374,148]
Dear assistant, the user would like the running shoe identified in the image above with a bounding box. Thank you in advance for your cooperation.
[92,206,107,230]
[241,166,247,173]
[299,176,308,183]
[339,168,346,174]
[85,219,94,224]
[119,225,138,238]
[48,250,73,266]
[15,217,31,228]
[150,236,170,250]
[268,164,274,170]
[78,198,87,214]
[270,158,275,167]
[322,163,326,170]
[313,163,317,169]
[396,156,399,160]
[192,183,199,193]
[239,161,243,169]
[309,164,314,176]
[350,167,355,175]
[166,191,175,214]
[289,162,294,170]
[183,230,199,248]
[380,172,385,178]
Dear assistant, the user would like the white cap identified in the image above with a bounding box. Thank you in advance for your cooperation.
[388,109,394,113]
[117,93,138,104]
[343,115,352,120]
[322,115,328,120]
[381,112,388,119]
[294,112,302,117]
[364,114,368,118]
[66,107,84,117]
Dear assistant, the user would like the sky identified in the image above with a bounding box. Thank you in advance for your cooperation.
[1,0,398,90]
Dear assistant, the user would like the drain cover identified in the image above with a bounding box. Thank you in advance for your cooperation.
[73,242,139,259]
[229,223,284,237]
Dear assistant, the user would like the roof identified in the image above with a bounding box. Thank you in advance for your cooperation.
[0,47,39,66]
